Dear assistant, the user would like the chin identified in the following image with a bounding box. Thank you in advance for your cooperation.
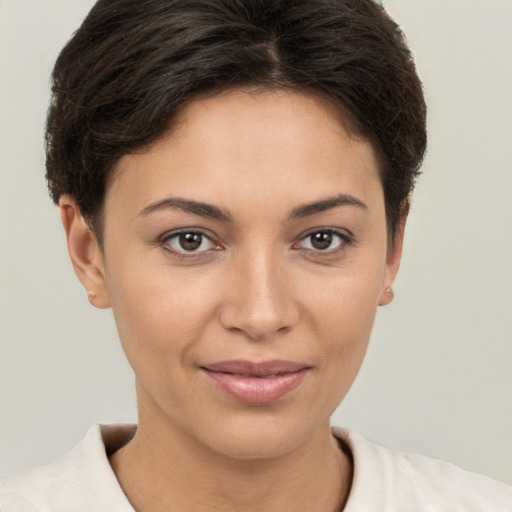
[193,410,328,461]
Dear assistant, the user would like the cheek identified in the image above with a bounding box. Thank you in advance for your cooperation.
[297,257,384,404]
[105,256,220,369]
[319,292,376,372]
[299,254,383,341]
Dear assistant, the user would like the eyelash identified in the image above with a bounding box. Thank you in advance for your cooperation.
[159,228,354,259]
[160,229,221,258]
[293,228,354,255]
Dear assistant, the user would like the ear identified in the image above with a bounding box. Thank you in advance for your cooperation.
[378,213,407,307]
[59,196,111,309]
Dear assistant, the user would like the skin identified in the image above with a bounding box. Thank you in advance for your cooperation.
[60,89,404,511]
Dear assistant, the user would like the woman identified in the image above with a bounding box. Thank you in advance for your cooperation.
[1,0,511,510]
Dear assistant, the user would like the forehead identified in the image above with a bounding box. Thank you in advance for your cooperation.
[106,89,382,218]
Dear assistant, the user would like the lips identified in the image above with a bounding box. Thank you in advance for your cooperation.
[201,360,311,405]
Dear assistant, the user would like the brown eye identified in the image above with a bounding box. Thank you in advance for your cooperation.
[310,231,333,250]
[179,232,202,251]
[164,231,216,254]
[297,229,349,253]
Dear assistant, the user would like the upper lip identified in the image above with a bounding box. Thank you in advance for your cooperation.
[201,360,310,377]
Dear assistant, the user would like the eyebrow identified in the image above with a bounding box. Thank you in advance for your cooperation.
[289,194,368,219]
[139,193,367,222]
[139,197,233,222]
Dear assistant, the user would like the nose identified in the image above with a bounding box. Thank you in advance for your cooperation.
[218,250,299,341]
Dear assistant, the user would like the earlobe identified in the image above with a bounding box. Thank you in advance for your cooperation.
[59,196,111,309]
[378,213,407,307]
[379,287,395,306]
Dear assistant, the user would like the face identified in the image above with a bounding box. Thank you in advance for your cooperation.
[65,89,402,459]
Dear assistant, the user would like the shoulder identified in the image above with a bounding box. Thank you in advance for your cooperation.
[0,424,136,512]
[333,427,512,511]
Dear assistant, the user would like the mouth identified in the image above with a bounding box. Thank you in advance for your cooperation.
[200,360,311,405]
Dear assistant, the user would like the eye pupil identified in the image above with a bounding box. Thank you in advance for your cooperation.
[179,233,202,251]
[311,232,332,250]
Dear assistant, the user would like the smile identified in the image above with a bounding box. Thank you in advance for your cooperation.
[201,360,311,405]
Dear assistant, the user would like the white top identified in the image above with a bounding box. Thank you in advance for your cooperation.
[1,424,511,511]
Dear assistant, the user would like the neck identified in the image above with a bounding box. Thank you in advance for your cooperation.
[110,399,352,512]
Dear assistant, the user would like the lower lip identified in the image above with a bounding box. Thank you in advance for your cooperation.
[202,368,309,405]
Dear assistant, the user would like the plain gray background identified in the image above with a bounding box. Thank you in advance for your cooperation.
[1,0,511,483]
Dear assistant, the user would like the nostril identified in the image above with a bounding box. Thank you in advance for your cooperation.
[217,272,300,340]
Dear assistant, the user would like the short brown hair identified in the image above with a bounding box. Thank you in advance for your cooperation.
[46,0,427,244]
